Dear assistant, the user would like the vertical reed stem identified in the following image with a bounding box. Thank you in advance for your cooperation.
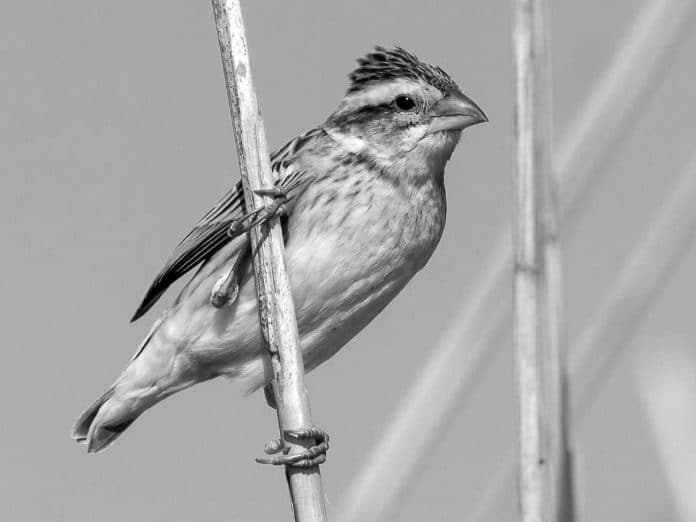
[210,1,327,520]
[535,7,575,520]
[513,0,557,520]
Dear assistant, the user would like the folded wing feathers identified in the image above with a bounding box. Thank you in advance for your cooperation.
[130,129,323,322]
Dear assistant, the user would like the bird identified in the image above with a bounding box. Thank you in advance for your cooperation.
[72,46,487,458]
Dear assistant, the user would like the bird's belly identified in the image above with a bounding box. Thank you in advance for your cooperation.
[283,219,417,372]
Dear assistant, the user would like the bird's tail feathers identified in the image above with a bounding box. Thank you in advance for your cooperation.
[72,386,141,453]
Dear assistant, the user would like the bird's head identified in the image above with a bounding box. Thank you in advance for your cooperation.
[324,47,487,179]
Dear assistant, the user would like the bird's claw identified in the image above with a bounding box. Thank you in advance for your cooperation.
[255,428,329,468]
[228,187,288,236]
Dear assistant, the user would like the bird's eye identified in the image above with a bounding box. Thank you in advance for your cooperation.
[394,95,416,111]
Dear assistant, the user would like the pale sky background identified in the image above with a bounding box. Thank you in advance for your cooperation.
[2,1,696,521]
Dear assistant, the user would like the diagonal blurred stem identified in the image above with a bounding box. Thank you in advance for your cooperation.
[636,340,696,522]
[336,1,696,521]
[470,152,696,522]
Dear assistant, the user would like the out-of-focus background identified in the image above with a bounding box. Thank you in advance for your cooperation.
[2,1,695,520]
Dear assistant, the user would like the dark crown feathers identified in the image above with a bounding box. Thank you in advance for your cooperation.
[348,47,460,95]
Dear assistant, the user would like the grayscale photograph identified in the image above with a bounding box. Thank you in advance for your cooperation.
[2,0,696,521]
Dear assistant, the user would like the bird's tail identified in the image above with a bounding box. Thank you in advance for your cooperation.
[72,316,167,453]
[71,386,142,453]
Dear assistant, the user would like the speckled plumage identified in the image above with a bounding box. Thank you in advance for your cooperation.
[73,47,486,453]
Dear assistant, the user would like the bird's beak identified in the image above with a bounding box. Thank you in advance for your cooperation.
[427,92,488,134]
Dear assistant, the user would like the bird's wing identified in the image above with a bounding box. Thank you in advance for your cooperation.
[130,128,325,322]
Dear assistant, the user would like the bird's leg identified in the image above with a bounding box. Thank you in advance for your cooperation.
[215,187,286,306]
[228,187,288,236]
[244,184,329,468]
[256,427,330,468]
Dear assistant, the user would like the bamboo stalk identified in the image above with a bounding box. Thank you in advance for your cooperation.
[210,2,327,520]
[469,153,696,521]
[336,2,696,521]
[513,0,552,519]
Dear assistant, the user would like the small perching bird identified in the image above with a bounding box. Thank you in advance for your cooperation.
[73,47,487,455]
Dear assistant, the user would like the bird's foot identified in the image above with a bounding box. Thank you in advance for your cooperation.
[228,187,287,236]
[256,428,329,468]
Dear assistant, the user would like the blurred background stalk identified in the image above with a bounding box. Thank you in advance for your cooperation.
[636,339,696,522]
[532,1,575,519]
[512,0,559,520]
